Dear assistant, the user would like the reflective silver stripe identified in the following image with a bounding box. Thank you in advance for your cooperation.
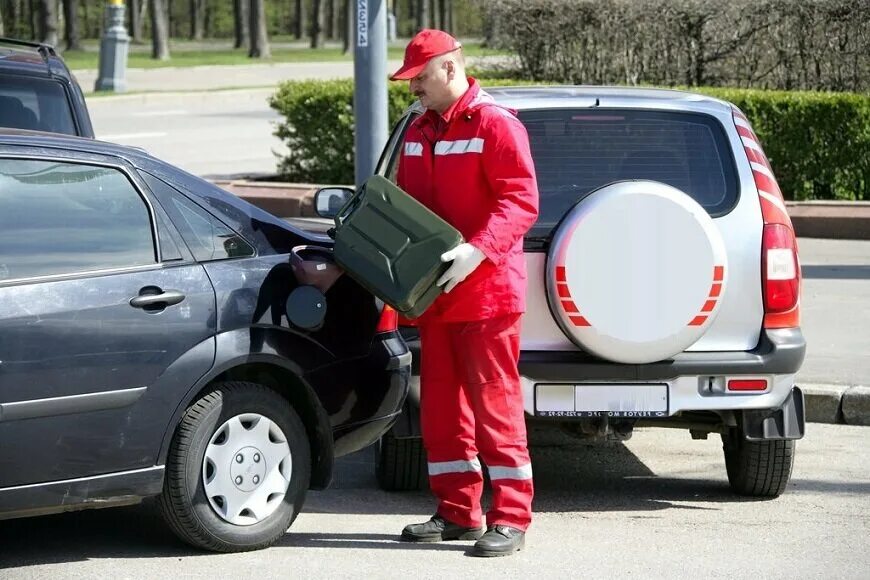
[404,142,424,157]
[428,457,482,476]
[434,138,485,156]
[487,463,533,481]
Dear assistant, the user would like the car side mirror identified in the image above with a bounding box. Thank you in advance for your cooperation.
[314,187,354,219]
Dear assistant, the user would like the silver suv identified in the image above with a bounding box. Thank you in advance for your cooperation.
[369,86,805,498]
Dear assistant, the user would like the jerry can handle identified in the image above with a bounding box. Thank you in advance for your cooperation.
[334,184,366,228]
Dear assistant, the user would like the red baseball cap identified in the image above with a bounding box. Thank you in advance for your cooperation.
[390,29,462,81]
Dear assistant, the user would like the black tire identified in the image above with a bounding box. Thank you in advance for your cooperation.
[376,431,427,491]
[722,428,795,498]
[159,381,311,552]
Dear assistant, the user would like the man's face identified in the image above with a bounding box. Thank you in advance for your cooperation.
[409,57,452,113]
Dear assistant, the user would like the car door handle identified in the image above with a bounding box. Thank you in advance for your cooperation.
[129,290,186,309]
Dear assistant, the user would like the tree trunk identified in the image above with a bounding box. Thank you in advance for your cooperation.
[294,0,304,40]
[331,0,341,41]
[189,0,205,41]
[248,0,270,58]
[310,0,323,48]
[416,0,427,31]
[37,0,58,46]
[0,3,5,37]
[434,0,442,30]
[233,0,249,49]
[128,0,143,43]
[150,0,170,60]
[62,0,81,50]
[445,0,452,34]
[342,0,350,53]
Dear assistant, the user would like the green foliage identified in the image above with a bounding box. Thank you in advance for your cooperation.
[270,80,869,200]
[697,88,870,200]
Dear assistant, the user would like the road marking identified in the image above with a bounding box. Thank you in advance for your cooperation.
[131,110,189,117]
[99,132,167,140]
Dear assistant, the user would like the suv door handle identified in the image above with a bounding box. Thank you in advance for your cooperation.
[129,289,186,309]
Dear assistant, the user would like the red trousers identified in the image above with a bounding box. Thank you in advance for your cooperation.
[419,314,533,531]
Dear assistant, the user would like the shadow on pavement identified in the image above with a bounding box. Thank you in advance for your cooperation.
[0,437,766,568]
[802,265,870,280]
[276,532,469,552]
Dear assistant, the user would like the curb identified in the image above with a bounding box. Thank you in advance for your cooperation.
[802,383,870,426]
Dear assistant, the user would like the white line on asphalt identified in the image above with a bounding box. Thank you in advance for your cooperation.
[99,132,168,140]
[131,110,189,117]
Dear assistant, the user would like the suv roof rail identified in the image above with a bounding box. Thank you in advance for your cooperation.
[0,37,57,60]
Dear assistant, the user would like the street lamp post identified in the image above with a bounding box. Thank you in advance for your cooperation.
[95,0,130,92]
[353,0,388,187]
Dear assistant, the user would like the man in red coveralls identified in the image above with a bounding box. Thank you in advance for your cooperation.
[391,29,539,557]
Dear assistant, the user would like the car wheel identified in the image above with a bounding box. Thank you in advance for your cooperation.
[376,431,427,491]
[159,381,310,552]
[721,427,795,498]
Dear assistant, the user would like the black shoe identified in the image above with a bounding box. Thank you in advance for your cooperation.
[400,515,485,543]
[471,525,525,557]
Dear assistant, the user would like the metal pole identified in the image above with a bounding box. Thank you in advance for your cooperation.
[353,0,388,187]
[95,0,130,92]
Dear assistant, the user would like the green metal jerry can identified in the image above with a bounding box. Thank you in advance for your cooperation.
[331,175,463,319]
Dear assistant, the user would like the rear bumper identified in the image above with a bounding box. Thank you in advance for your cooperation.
[328,333,411,457]
[403,328,805,416]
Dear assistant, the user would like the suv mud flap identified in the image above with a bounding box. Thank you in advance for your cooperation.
[740,386,805,441]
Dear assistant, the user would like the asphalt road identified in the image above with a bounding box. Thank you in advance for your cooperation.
[0,423,867,578]
[86,89,285,179]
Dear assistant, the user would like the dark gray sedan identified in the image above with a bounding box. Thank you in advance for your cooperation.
[0,130,410,552]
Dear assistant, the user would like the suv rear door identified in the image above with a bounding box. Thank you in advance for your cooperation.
[0,153,215,487]
[516,107,764,353]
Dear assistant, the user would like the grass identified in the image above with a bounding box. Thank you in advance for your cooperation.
[61,40,506,70]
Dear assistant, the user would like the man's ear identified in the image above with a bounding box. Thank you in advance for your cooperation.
[445,59,455,80]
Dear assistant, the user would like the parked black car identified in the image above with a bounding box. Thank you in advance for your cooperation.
[0,129,409,552]
[0,38,94,137]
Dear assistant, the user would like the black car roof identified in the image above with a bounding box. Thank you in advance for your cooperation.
[0,38,73,81]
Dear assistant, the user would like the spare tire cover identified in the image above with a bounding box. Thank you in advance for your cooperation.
[546,180,728,364]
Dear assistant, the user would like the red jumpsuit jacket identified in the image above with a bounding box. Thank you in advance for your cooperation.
[396,79,539,323]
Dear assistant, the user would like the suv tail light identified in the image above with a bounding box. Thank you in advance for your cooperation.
[763,224,800,320]
[376,304,399,333]
[733,108,801,329]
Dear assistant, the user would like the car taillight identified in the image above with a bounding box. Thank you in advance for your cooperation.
[733,107,801,329]
[376,304,398,333]
[763,224,800,313]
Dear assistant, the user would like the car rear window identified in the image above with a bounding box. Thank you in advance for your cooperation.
[0,76,77,136]
[519,109,738,240]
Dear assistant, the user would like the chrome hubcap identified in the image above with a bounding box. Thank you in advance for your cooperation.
[202,413,292,526]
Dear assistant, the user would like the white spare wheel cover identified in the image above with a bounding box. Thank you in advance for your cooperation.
[546,180,728,364]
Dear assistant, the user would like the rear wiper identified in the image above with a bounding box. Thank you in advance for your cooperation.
[523,236,550,251]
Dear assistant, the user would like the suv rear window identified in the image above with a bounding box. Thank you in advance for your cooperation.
[0,76,77,136]
[520,109,738,240]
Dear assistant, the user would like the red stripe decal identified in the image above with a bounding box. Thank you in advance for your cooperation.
[556,266,567,282]
[689,315,708,326]
[561,300,579,313]
[557,284,570,298]
[701,299,717,313]
[710,283,722,298]
[713,265,724,282]
[570,315,591,327]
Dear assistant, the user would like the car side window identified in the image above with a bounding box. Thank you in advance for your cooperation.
[0,158,156,283]
[378,113,418,184]
[141,172,254,262]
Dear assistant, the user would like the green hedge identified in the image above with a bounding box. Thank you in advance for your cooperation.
[269,81,869,200]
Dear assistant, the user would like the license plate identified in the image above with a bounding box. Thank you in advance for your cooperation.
[535,384,668,418]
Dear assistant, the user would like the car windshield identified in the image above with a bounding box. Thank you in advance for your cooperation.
[519,109,739,240]
[0,76,77,136]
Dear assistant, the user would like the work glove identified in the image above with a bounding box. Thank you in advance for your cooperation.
[437,243,486,293]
